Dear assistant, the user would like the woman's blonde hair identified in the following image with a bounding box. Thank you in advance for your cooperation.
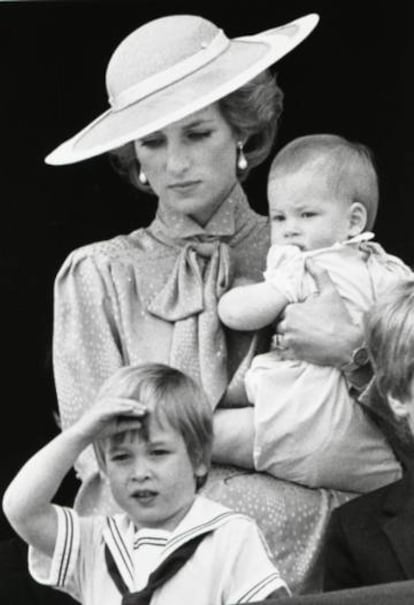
[94,363,213,489]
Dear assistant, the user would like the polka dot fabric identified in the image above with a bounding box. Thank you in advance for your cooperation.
[53,184,352,594]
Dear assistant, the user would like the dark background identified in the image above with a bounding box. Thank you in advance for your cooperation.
[0,0,412,538]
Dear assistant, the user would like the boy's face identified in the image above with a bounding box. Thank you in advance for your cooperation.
[268,169,357,251]
[103,413,206,531]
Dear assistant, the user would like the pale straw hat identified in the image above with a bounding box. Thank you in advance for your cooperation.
[45,13,319,165]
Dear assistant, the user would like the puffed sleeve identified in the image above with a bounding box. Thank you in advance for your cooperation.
[364,242,413,297]
[28,506,82,600]
[28,506,107,603]
[53,247,124,480]
[263,244,311,303]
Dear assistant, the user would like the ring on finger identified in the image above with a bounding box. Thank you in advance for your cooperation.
[272,333,284,350]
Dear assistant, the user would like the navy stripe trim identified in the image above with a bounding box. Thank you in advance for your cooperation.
[236,573,282,602]
[165,511,239,551]
[57,508,74,587]
[106,517,134,583]
[134,537,168,549]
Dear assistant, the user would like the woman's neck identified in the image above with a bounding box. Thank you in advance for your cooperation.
[169,181,239,228]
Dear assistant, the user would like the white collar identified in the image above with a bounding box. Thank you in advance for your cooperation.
[102,496,245,591]
[302,231,375,259]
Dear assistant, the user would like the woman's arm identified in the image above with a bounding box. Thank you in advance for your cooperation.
[2,398,145,558]
[212,407,255,467]
[53,251,124,479]
[218,281,289,331]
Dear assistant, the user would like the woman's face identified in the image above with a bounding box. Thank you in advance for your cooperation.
[134,103,238,226]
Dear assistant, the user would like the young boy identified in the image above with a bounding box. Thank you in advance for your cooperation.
[364,279,414,444]
[218,134,412,493]
[324,279,414,590]
[2,363,289,604]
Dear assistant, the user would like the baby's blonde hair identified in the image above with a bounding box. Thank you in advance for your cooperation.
[268,134,379,230]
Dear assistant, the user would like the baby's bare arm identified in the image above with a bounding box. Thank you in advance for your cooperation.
[218,281,289,331]
[2,398,145,557]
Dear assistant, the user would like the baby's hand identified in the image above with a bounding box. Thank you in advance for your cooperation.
[72,397,147,444]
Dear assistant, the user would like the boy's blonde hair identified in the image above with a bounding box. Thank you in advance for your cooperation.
[268,134,379,230]
[94,363,213,489]
[366,279,414,403]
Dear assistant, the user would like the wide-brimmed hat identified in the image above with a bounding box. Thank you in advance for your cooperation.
[45,13,319,165]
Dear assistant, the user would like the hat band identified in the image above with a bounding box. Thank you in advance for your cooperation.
[109,29,230,111]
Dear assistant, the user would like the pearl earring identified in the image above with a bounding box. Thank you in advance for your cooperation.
[237,142,248,171]
[139,169,148,185]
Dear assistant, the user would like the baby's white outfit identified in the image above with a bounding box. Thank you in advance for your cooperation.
[246,234,412,493]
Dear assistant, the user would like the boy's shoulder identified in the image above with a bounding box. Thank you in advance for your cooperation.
[184,496,256,531]
[171,496,265,551]
[330,473,406,532]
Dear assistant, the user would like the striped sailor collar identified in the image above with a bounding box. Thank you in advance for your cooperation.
[102,496,245,591]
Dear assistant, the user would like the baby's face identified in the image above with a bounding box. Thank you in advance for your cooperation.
[268,169,354,251]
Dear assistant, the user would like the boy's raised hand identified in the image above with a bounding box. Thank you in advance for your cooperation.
[2,395,147,559]
[73,397,147,444]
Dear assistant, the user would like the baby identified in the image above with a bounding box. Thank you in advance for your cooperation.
[218,134,412,493]
[3,363,289,604]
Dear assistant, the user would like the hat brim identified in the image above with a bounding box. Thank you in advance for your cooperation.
[46,13,319,165]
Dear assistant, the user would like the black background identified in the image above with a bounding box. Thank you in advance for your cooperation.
[0,0,412,538]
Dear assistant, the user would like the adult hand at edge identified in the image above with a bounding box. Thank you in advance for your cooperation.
[275,259,362,367]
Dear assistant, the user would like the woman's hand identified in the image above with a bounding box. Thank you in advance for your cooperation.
[73,397,147,445]
[274,260,362,367]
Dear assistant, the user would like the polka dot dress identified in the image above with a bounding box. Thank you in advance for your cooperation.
[54,185,353,594]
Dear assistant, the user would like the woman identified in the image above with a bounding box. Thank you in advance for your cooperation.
[48,13,373,594]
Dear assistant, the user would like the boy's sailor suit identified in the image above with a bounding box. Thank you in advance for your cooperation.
[29,496,288,604]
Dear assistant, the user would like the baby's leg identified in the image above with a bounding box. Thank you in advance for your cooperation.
[212,407,255,468]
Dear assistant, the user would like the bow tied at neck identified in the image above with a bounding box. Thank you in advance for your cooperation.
[147,240,233,322]
[142,185,259,407]
[146,238,233,406]
[189,238,219,258]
